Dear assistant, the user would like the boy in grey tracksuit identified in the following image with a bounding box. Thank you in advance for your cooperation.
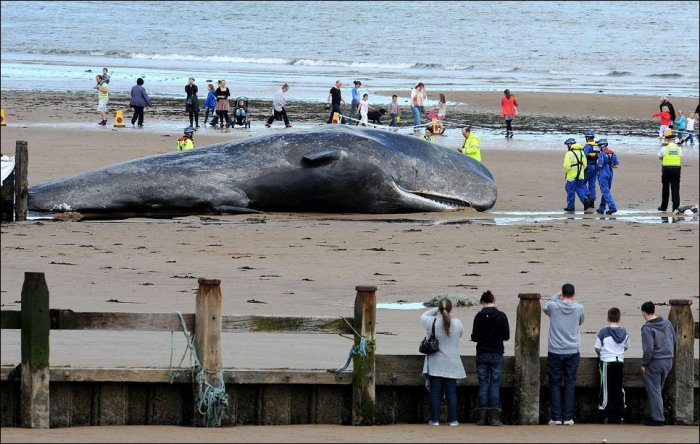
[543,283,585,425]
[640,301,676,426]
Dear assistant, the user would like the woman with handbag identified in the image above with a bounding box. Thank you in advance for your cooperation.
[420,298,466,427]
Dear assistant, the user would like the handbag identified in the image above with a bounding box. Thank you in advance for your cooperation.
[419,319,439,354]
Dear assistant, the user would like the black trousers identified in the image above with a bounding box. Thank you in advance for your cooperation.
[266,108,290,126]
[660,166,681,211]
[131,106,144,126]
[598,361,625,423]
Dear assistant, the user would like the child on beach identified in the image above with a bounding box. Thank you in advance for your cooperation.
[680,112,696,146]
[101,67,110,84]
[651,107,671,142]
[675,110,686,144]
[388,95,400,127]
[357,93,372,126]
[594,307,630,424]
[203,83,216,126]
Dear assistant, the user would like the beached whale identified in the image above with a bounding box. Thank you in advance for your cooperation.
[28,126,497,219]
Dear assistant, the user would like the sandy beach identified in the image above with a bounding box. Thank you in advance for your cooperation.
[0,90,698,439]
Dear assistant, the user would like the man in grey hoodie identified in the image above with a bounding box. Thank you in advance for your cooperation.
[543,283,585,425]
[640,301,676,426]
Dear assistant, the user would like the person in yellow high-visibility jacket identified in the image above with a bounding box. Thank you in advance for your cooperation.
[656,129,682,213]
[176,127,195,151]
[563,138,592,213]
[459,126,481,162]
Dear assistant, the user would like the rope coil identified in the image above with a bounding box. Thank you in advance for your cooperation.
[169,311,229,427]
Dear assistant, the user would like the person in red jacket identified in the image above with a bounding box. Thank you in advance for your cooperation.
[651,107,671,143]
[500,89,519,139]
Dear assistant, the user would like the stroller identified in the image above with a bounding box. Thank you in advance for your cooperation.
[233,97,251,128]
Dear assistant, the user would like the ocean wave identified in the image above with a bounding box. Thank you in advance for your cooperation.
[549,69,633,77]
[608,70,632,77]
[493,67,520,72]
[648,73,683,78]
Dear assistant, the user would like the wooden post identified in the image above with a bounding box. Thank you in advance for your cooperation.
[20,272,50,428]
[513,293,541,425]
[193,278,223,426]
[14,141,28,222]
[666,299,694,425]
[352,285,376,425]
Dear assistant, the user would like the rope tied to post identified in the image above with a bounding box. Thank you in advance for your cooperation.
[169,311,229,427]
[328,317,375,373]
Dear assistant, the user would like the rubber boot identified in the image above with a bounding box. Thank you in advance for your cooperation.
[488,408,503,426]
[476,408,487,425]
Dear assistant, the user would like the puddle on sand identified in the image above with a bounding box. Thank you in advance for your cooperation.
[377,302,427,310]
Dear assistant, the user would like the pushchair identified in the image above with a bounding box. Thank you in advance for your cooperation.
[233,97,251,128]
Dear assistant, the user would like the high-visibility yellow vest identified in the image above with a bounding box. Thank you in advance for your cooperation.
[177,137,194,151]
[661,143,681,166]
[563,144,587,181]
[460,133,481,162]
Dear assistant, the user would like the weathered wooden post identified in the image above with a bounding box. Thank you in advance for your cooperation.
[20,272,50,428]
[14,141,28,222]
[193,278,223,426]
[352,285,376,425]
[513,293,541,425]
[666,299,694,425]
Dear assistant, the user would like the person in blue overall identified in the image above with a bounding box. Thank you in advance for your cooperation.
[563,138,590,213]
[582,130,599,210]
[595,139,619,215]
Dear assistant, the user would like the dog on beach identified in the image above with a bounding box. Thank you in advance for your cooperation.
[367,109,387,124]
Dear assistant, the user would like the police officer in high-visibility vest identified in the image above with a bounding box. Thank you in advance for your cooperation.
[563,138,590,213]
[657,129,682,213]
[176,126,195,151]
[459,125,481,162]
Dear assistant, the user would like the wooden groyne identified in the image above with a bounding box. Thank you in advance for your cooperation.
[1,272,698,427]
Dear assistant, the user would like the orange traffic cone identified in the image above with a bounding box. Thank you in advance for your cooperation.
[0,108,6,126]
[331,112,340,124]
[113,109,125,128]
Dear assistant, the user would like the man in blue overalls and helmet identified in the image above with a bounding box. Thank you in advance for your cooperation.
[595,139,619,215]
[582,129,598,211]
[563,138,590,213]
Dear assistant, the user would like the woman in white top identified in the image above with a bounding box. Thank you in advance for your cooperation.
[421,298,466,426]
[357,93,372,126]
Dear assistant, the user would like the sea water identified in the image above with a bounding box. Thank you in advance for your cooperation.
[1,0,698,104]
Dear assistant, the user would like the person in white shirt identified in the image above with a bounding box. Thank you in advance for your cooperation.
[594,307,630,424]
[265,83,291,128]
[357,93,373,127]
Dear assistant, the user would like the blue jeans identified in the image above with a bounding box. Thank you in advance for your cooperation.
[429,376,458,423]
[476,352,504,408]
[547,352,580,422]
[349,99,359,123]
[411,105,423,126]
[389,113,398,127]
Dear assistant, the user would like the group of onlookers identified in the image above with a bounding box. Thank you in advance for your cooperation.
[421,285,676,426]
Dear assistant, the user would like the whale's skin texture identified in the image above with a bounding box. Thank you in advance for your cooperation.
[28,126,497,218]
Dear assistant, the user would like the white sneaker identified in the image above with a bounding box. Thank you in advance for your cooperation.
[562,419,575,425]
[428,420,439,426]
[449,421,459,427]
[548,419,562,425]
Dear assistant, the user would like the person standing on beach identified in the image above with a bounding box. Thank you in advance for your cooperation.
[470,290,510,426]
[410,82,427,128]
[651,107,672,143]
[594,307,630,424]
[388,94,400,127]
[658,97,676,128]
[640,301,676,426]
[203,83,217,126]
[215,79,232,129]
[543,283,585,426]
[562,138,591,213]
[357,93,372,127]
[95,74,109,126]
[500,89,519,138]
[595,139,619,215]
[421,298,466,427]
[265,83,292,128]
[675,110,686,144]
[350,80,362,122]
[459,125,481,162]
[326,80,346,124]
[582,130,600,207]
[657,129,682,213]
[185,77,200,129]
[680,112,696,146]
[129,77,151,128]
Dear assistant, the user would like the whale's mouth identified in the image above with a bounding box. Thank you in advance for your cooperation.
[410,191,472,208]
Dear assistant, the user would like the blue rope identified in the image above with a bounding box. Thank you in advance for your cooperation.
[169,311,229,427]
[328,317,374,373]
